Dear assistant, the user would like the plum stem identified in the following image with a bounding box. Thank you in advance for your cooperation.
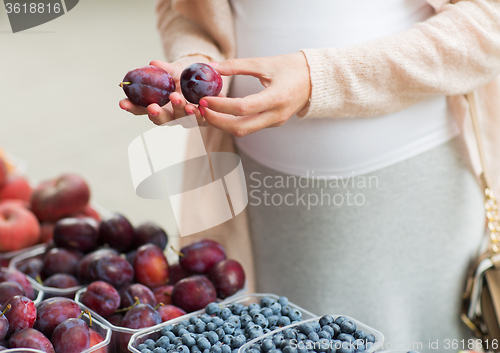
[36,275,43,285]
[78,310,93,327]
[119,82,132,87]
[115,297,141,313]
[154,303,165,311]
[0,304,11,317]
[170,245,184,258]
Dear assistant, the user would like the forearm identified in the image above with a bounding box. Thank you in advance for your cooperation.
[300,0,500,118]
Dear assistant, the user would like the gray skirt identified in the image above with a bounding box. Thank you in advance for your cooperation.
[238,137,485,353]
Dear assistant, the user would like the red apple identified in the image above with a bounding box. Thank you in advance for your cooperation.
[0,175,32,202]
[0,202,40,252]
[30,174,90,222]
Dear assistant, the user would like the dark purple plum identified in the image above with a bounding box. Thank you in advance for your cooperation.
[34,297,81,338]
[134,221,168,249]
[89,254,134,288]
[168,262,191,285]
[209,259,245,299]
[119,303,162,351]
[42,248,83,277]
[43,274,80,289]
[120,283,156,309]
[0,267,35,300]
[51,318,90,353]
[106,313,123,326]
[4,296,36,336]
[16,257,43,280]
[8,328,55,353]
[179,239,226,274]
[152,284,173,305]
[120,65,175,107]
[180,63,223,104]
[0,282,25,306]
[171,275,216,313]
[79,281,120,318]
[98,213,135,253]
[53,217,99,253]
[134,244,169,287]
[0,307,8,342]
[77,248,118,284]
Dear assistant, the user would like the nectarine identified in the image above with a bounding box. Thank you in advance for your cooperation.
[0,202,40,252]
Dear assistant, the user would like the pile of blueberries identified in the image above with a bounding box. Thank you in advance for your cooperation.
[136,296,379,353]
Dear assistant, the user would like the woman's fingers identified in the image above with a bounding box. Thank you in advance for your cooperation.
[210,57,268,77]
[169,92,188,118]
[147,103,174,125]
[201,107,279,137]
[150,60,184,80]
[200,89,278,117]
[119,99,148,115]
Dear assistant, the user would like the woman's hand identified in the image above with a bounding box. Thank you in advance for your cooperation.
[198,52,311,137]
[119,56,212,126]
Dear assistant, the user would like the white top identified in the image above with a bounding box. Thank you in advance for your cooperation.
[231,0,459,179]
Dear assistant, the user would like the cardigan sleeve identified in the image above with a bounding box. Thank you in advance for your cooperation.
[155,0,235,64]
[300,0,500,119]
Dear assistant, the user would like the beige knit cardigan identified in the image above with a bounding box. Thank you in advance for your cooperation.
[156,0,500,293]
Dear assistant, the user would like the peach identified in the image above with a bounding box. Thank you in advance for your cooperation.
[69,204,101,222]
[31,174,90,222]
[0,202,40,252]
[0,175,32,202]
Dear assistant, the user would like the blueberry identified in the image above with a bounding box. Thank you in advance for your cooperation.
[249,309,261,317]
[281,306,291,316]
[234,328,244,336]
[267,315,279,327]
[145,339,156,350]
[197,337,211,351]
[195,322,206,333]
[318,331,330,340]
[203,349,210,353]
[298,323,314,335]
[223,322,235,335]
[321,326,334,338]
[191,346,202,353]
[212,317,224,327]
[205,303,221,315]
[248,303,260,311]
[177,345,190,353]
[277,316,291,327]
[141,349,153,353]
[219,308,232,320]
[179,329,190,337]
[260,297,274,307]
[339,321,356,335]
[365,342,373,350]
[337,334,354,343]
[284,329,297,340]
[269,302,282,315]
[232,349,239,353]
[210,346,222,353]
[268,350,281,353]
[200,314,212,324]
[296,333,307,341]
[352,330,366,341]
[280,338,294,350]
[365,334,375,343]
[288,309,302,322]
[206,322,217,332]
[282,347,298,353]
[278,297,289,307]
[228,315,241,328]
[354,341,365,352]
[230,303,244,315]
[250,330,264,339]
[250,344,261,352]
[248,349,261,353]
[253,313,269,328]
[240,310,249,316]
[181,320,191,327]
[245,323,257,333]
[221,335,232,345]
[260,307,274,317]
[221,344,231,353]
[261,338,275,352]
[318,316,334,327]
[329,324,341,339]
[157,336,170,347]
[172,337,183,345]
[337,341,353,353]
[139,344,148,351]
[263,328,271,334]
[231,335,246,348]
[191,317,202,325]
[241,315,253,327]
[182,334,197,347]
[334,317,347,326]
[273,333,285,346]
[215,327,225,339]
[206,331,219,345]
[187,325,196,333]
[162,325,174,334]
[311,322,321,333]
[316,338,331,352]
[308,332,319,342]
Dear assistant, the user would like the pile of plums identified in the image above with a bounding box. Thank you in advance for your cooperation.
[0,295,107,352]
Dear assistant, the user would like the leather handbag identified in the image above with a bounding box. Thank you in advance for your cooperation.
[461,92,500,352]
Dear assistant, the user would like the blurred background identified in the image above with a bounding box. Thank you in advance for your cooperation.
[0,0,183,240]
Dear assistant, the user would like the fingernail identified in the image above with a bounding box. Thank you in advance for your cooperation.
[186,109,194,115]
[151,112,159,117]
[199,106,205,116]
[173,100,181,105]
[208,62,218,67]
[199,100,208,108]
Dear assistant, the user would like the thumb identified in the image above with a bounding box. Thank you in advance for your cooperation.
[210,57,266,78]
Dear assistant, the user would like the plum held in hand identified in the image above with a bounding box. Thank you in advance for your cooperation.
[180,63,223,104]
[120,65,176,107]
